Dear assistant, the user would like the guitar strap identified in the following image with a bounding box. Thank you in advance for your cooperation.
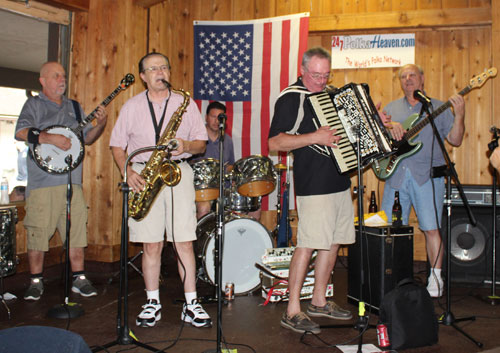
[71,99,82,123]
[71,99,84,139]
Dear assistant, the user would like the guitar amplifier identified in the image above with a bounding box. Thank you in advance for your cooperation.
[348,226,414,313]
[448,184,500,206]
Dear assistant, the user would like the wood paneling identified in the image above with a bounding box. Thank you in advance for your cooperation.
[13,0,492,266]
[310,8,491,32]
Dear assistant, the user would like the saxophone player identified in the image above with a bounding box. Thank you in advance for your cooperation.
[110,52,212,328]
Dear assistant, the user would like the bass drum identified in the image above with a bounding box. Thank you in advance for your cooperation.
[195,212,273,294]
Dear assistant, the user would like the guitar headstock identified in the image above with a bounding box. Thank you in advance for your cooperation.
[469,67,497,89]
[120,74,135,89]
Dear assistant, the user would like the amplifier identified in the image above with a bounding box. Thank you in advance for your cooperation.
[448,184,500,206]
[348,226,414,313]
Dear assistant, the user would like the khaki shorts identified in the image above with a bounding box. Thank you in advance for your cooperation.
[24,184,88,251]
[296,189,355,250]
[129,162,197,243]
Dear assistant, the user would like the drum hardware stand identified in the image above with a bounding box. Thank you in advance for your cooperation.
[93,146,164,353]
[274,154,293,247]
[47,155,84,319]
[203,112,227,353]
[481,128,500,305]
[420,102,483,348]
[273,163,283,237]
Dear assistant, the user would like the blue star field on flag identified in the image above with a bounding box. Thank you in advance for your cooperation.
[194,24,253,102]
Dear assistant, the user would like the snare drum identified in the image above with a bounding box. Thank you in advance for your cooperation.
[232,155,276,197]
[191,158,220,201]
[195,212,273,294]
[224,187,261,212]
[0,206,17,278]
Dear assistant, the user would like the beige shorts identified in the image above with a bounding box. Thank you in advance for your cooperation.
[129,162,197,243]
[24,184,88,251]
[296,189,355,250]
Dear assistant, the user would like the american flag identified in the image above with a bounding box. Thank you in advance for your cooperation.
[193,13,309,210]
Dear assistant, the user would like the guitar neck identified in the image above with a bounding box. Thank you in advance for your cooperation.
[404,85,471,140]
[73,85,123,134]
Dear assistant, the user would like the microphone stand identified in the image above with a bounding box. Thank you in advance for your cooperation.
[47,155,84,319]
[481,130,500,305]
[420,101,483,348]
[321,122,371,351]
[93,145,165,352]
[203,113,226,353]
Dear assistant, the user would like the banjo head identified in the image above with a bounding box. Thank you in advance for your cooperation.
[33,126,84,174]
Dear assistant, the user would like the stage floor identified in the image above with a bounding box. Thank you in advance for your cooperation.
[0,251,499,353]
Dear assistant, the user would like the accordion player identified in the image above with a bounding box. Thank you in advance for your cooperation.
[306,83,395,174]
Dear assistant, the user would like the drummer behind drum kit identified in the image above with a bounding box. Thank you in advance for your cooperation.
[191,155,286,295]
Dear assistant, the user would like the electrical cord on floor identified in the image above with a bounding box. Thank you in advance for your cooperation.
[298,317,373,350]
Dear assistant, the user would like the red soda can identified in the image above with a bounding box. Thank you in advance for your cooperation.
[377,324,390,347]
[224,282,234,301]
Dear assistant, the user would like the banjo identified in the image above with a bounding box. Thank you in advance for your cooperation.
[32,73,135,174]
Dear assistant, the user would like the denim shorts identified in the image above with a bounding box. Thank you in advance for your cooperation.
[381,169,445,231]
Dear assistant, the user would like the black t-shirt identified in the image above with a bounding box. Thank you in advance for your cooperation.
[268,79,351,196]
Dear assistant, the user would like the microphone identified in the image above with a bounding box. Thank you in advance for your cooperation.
[161,79,171,88]
[157,139,179,151]
[413,90,432,105]
[218,113,227,129]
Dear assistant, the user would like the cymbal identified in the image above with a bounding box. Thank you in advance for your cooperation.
[274,163,292,171]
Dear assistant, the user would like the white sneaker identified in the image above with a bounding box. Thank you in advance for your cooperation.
[181,299,212,328]
[427,274,444,298]
[136,299,162,327]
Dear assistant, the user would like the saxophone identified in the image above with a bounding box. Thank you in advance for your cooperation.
[128,83,190,220]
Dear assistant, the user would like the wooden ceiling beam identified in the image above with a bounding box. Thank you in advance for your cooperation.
[133,0,165,8]
[32,0,88,12]
[0,0,70,24]
[310,7,491,32]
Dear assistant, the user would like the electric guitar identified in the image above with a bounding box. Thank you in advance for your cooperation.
[372,67,497,180]
[32,74,135,174]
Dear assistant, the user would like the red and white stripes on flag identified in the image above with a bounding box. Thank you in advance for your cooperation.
[193,13,309,211]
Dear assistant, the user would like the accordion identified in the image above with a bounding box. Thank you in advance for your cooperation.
[306,83,394,174]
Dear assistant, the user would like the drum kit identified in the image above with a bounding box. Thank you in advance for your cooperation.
[190,154,292,295]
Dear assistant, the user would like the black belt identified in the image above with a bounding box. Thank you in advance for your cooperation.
[431,165,450,178]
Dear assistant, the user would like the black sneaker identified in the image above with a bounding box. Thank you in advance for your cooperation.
[307,301,352,320]
[280,312,321,334]
[71,275,98,297]
[136,299,162,327]
[24,279,44,301]
[181,299,212,328]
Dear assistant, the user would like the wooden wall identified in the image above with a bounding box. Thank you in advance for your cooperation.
[7,0,496,265]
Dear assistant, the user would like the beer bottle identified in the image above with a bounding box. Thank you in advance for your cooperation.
[392,191,402,227]
[369,191,378,213]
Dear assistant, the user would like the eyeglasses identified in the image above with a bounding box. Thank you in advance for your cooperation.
[144,65,169,73]
[306,71,331,81]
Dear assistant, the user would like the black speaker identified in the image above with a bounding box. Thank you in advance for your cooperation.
[441,204,500,284]
[348,226,414,312]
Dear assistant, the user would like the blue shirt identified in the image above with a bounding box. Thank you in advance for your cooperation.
[194,133,235,166]
[384,96,454,187]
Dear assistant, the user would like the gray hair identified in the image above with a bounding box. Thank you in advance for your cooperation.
[398,64,424,78]
[302,47,331,68]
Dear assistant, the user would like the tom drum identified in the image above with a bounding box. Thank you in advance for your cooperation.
[232,155,276,197]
